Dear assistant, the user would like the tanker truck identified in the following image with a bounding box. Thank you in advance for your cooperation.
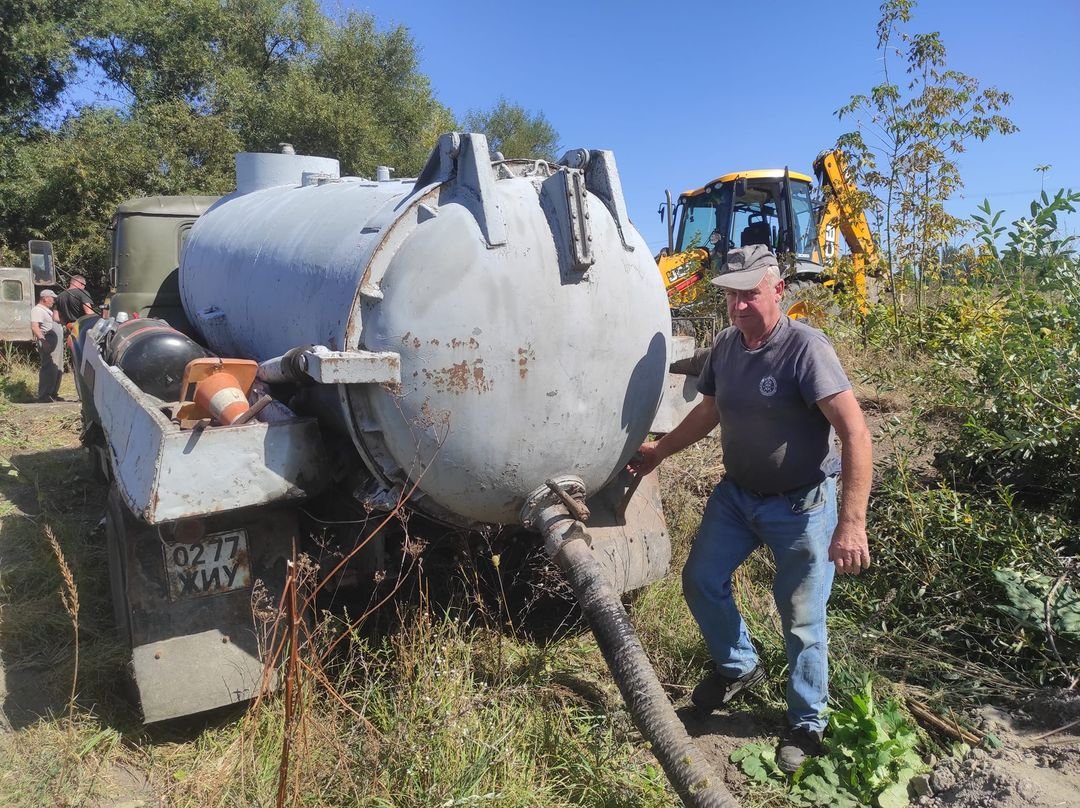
[74,133,731,807]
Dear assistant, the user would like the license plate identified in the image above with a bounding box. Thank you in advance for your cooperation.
[164,529,251,599]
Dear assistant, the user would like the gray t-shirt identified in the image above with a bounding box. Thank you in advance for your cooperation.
[697,316,851,493]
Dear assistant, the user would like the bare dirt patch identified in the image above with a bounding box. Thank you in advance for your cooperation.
[682,701,783,798]
[914,690,1080,808]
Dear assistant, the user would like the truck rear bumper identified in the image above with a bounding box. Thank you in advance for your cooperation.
[83,339,326,525]
[106,488,296,723]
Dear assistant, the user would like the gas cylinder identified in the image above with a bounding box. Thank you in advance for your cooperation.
[107,318,209,401]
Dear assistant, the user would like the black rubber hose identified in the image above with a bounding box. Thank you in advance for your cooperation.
[553,529,738,808]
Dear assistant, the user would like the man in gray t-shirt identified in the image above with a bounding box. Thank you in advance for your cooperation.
[630,244,872,773]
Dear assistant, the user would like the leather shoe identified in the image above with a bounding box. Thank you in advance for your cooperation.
[777,726,824,773]
[691,663,766,711]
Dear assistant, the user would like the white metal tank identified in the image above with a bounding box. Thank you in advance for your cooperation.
[181,134,671,526]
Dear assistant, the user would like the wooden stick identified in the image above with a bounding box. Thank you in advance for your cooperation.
[907,698,983,746]
[1029,716,1080,742]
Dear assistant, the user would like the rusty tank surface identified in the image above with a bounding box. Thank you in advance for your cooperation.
[180,133,671,527]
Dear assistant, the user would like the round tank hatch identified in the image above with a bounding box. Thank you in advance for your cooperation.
[346,182,670,525]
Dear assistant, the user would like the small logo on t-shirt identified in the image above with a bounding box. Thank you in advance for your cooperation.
[759,375,777,396]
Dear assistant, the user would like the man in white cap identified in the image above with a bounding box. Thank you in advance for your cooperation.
[30,288,65,402]
[629,244,872,773]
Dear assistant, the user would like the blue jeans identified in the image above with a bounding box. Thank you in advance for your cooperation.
[682,476,837,732]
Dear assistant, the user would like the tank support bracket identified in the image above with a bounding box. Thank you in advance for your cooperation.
[583,150,634,252]
[258,346,401,385]
[413,132,507,248]
[455,133,507,248]
[299,347,401,385]
[557,149,635,252]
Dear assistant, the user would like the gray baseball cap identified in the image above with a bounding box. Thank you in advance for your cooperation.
[710,244,779,290]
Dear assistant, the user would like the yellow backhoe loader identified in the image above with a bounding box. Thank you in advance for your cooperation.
[657,149,877,318]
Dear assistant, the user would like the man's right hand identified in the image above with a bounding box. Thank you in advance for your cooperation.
[627,441,664,477]
[626,396,719,479]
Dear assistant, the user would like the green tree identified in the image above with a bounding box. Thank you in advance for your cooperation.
[0,0,81,131]
[74,0,327,106]
[1,1,559,284]
[463,98,560,161]
[223,10,455,177]
[836,0,1016,341]
[0,103,240,282]
[73,1,457,176]
[973,189,1080,283]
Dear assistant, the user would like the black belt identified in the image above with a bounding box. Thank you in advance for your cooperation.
[727,476,830,499]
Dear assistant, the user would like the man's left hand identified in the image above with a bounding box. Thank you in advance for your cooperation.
[829,524,870,575]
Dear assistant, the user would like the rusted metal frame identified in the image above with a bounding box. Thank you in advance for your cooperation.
[87,341,327,524]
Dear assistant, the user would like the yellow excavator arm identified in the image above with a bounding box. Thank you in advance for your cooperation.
[812,150,878,308]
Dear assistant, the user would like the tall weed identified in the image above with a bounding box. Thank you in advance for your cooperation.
[932,279,1080,515]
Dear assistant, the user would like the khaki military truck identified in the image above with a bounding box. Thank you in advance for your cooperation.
[105,196,219,335]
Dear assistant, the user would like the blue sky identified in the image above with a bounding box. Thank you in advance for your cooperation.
[343,0,1079,254]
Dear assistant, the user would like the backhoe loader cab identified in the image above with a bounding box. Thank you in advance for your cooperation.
[676,169,819,270]
[659,169,821,307]
[659,151,877,317]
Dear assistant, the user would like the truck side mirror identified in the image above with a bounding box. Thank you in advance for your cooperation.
[28,240,56,285]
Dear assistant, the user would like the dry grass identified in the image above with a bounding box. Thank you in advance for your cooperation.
[44,523,81,715]
[0,353,135,806]
[0,345,80,406]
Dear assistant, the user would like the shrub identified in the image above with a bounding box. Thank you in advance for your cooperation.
[835,468,1076,687]
[932,278,1080,516]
